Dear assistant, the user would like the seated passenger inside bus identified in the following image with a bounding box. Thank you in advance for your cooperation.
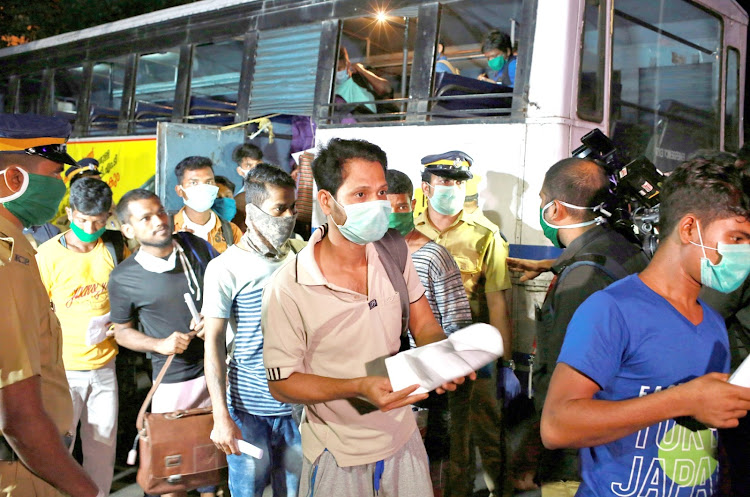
[478,29,516,87]
[334,46,392,116]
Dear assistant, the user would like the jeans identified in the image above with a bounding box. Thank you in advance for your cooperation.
[228,408,302,497]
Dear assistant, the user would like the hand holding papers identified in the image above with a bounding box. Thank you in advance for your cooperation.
[385,323,503,394]
[86,312,112,346]
[729,354,750,387]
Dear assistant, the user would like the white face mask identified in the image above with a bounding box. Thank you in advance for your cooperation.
[180,184,219,213]
[135,245,177,273]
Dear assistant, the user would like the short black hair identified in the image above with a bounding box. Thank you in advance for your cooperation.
[214,175,236,193]
[232,143,263,163]
[175,156,213,183]
[69,177,112,216]
[542,158,610,221]
[482,30,512,54]
[244,163,296,207]
[312,138,388,197]
[687,149,737,167]
[659,158,750,239]
[386,170,413,198]
[116,189,160,225]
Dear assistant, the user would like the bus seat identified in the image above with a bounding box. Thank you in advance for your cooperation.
[89,105,120,133]
[134,101,173,130]
[188,96,237,125]
[431,72,512,118]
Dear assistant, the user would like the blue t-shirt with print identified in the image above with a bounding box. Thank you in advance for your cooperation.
[558,274,729,497]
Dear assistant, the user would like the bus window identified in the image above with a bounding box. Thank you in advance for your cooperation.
[188,39,243,125]
[53,67,85,126]
[90,57,128,135]
[609,0,722,173]
[725,47,740,152]
[577,0,605,122]
[18,73,44,114]
[0,78,9,113]
[133,48,180,133]
[331,11,418,122]
[432,0,522,119]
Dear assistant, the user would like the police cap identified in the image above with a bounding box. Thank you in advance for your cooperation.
[421,150,473,180]
[65,158,101,183]
[0,113,76,166]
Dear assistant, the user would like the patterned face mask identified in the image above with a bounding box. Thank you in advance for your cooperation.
[243,202,296,260]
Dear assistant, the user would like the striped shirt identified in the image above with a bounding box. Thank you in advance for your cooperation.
[201,244,293,416]
[409,241,473,348]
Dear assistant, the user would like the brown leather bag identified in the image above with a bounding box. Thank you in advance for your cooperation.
[132,354,227,493]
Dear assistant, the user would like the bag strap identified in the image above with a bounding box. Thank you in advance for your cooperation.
[101,230,125,266]
[135,353,175,432]
[220,218,235,247]
[373,229,410,349]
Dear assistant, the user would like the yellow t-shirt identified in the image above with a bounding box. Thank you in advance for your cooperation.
[36,233,118,371]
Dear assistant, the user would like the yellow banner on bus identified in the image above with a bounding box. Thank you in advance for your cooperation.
[54,136,157,229]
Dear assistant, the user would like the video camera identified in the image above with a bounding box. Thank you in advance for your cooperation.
[572,129,664,256]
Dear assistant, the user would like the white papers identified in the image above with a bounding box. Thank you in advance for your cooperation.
[184,293,201,323]
[729,354,750,387]
[86,312,111,346]
[385,323,504,394]
[237,439,264,459]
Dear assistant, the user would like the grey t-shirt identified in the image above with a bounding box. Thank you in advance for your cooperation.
[109,233,217,383]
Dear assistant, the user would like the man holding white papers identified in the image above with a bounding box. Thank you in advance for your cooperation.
[262,139,470,497]
[542,158,750,496]
[36,177,124,495]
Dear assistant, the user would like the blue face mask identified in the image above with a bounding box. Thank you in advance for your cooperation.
[330,194,391,245]
[691,221,750,293]
[212,197,237,221]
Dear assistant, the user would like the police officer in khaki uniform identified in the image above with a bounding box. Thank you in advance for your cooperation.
[0,114,99,497]
[414,151,519,497]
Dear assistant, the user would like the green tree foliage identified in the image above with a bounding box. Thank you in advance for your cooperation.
[1,0,199,47]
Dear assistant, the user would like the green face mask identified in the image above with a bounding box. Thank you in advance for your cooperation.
[488,55,505,72]
[1,168,66,228]
[539,204,561,248]
[388,211,415,236]
[70,221,106,243]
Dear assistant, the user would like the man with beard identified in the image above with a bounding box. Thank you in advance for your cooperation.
[109,189,218,497]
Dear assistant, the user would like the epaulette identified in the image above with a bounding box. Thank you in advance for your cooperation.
[0,235,14,267]
[466,211,509,242]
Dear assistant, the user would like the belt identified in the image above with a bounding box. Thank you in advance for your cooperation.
[0,433,73,462]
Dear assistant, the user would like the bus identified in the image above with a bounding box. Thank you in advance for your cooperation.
[0,0,745,401]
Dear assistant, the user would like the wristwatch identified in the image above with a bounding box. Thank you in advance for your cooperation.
[502,359,516,371]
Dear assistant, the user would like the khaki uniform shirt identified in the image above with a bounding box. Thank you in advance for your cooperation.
[173,208,243,254]
[262,226,425,466]
[415,208,511,322]
[0,216,72,436]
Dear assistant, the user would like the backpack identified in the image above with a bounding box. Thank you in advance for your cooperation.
[373,229,411,352]
[59,229,126,265]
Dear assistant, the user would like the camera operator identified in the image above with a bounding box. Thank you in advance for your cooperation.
[508,157,648,493]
